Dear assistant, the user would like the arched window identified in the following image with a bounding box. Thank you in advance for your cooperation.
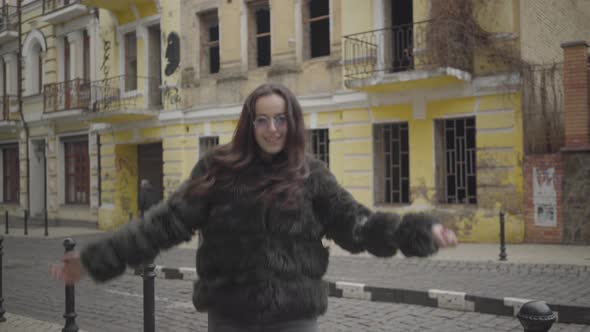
[23,29,47,96]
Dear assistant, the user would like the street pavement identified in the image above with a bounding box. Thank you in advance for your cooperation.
[1,228,589,331]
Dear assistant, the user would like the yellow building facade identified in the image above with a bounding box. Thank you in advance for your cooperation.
[0,0,101,224]
[2,0,588,242]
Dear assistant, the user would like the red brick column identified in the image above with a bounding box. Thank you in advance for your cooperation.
[561,41,589,150]
[523,154,563,243]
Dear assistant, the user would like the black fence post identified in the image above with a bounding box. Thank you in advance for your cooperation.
[23,210,28,236]
[499,211,507,261]
[143,261,156,332]
[0,236,6,322]
[62,238,78,332]
[44,210,48,237]
[3,211,7,235]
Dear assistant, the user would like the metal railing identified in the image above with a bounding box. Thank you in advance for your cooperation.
[43,0,82,15]
[42,75,162,114]
[1,95,17,121]
[343,19,476,80]
[43,78,91,113]
[88,75,162,113]
[0,5,18,33]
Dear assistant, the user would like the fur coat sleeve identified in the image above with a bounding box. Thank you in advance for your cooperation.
[80,159,210,282]
[310,160,439,258]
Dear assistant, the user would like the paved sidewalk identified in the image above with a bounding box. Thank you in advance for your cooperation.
[0,312,89,332]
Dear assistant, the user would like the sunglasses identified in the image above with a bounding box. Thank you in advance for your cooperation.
[253,114,288,131]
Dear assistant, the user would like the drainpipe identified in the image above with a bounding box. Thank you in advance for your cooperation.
[16,0,30,214]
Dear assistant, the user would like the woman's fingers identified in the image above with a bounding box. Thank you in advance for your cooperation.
[432,224,458,248]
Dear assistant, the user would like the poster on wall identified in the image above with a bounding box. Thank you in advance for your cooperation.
[533,167,557,227]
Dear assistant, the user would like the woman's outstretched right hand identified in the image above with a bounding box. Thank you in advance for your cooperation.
[51,250,87,285]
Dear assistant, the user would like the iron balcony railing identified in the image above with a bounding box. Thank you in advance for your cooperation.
[43,78,91,113]
[44,75,162,114]
[43,0,82,15]
[0,5,18,33]
[1,94,18,121]
[343,19,476,80]
[88,75,162,113]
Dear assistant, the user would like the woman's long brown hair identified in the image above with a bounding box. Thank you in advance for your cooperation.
[185,83,308,206]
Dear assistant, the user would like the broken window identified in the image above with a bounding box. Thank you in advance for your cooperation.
[435,117,477,204]
[248,1,271,68]
[200,11,220,74]
[306,128,329,166]
[199,136,219,158]
[373,123,409,204]
[124,32,137,91]
[303,0,330,59]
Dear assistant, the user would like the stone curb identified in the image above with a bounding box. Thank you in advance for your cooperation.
[129,265,590,325]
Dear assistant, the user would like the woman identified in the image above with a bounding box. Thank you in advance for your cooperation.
[52,83,457,332]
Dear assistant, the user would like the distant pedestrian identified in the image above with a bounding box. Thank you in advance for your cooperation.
[138,179,160,219]
[51,83,458,332]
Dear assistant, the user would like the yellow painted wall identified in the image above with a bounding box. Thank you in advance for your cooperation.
[318,93,524,243]
[99,144,138,230]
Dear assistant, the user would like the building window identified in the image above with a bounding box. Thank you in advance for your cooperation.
[248,1,270,68]
[27,42,44,95]
[199,136,219,158]
[303,0,330,59]
[64,138,89,205]
[374,123,409,204]
[124,32,137,91]
[200,11,220,74]
[306,129,329,166]
[435,117,477,204]
[2,146,19,203]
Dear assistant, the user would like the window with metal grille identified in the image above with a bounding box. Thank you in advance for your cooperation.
[124,32,137,91]
[306,129,329,166]
[373,123,409,204]
[248,1,271,68]
[199,136,219,158]
[304,0,330,58]
[200,11,220,74]
[435,117,477,204]
[3,146,19,203]
[64,138,89,205]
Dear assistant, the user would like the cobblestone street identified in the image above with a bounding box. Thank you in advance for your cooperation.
[2,234,590,331]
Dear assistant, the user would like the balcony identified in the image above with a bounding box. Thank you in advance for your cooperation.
[81,0,157,20]
[0,94,20,126]
[43,78,91,120]
[42,0,91,25]
[343,19,475,92]
[84,75,162,124]
[0,6,18,44]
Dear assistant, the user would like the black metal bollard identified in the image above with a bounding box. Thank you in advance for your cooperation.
[3,211,7,235]
[62,238,78,332]
[517,301,556,331]
[0,236,6,322]
[129,212,133,222]
[142,261,156,332]
[499,211,507,261]
[23,210,28,236]
[44,210,48,237]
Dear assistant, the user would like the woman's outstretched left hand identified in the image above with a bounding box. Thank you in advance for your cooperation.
[432,224,458,248]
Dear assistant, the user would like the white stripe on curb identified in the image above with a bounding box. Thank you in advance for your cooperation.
[428,289,474,311]
[335,281,371,301]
